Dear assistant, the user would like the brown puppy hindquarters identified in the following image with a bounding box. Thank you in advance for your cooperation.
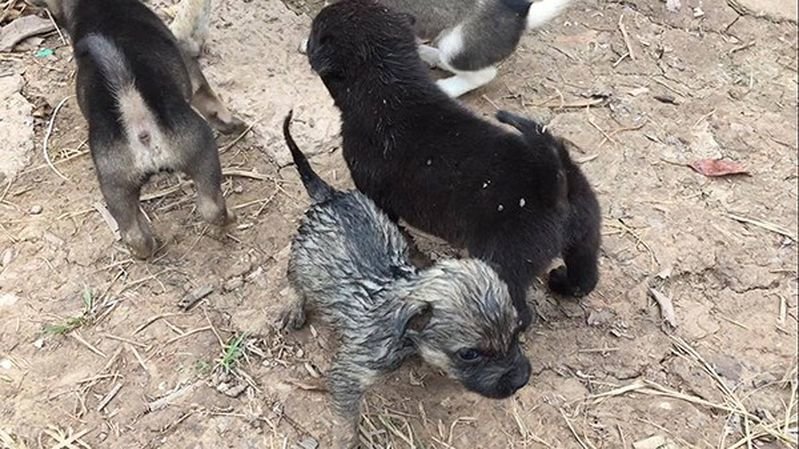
[44,0,236,258]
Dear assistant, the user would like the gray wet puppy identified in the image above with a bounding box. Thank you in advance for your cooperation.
[301,0,572,97]
[37,0,242,258]
[280,111,531,448]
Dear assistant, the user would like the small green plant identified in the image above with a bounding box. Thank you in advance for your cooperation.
[194,359,212,376]
[44,287,95,336]
[218,333,248,373]
[43,316,89,336]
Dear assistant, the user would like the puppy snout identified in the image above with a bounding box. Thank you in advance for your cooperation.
[503,357,531,393]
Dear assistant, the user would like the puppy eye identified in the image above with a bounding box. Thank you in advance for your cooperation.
[457,348,481,362]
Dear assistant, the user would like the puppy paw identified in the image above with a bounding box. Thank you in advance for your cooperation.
[298,37,309,55]
[124,233,157,260]
[417,45,440,68]
[212,114,248,136]
[278,305,306,331]
[221,207,237,227]
[548,266,587,297]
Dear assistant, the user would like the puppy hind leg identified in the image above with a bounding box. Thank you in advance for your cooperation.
[435,66,497,98]
[99,178,156,259]
[182,124,235,226]
[418,44,442,68]
[549,238,599,297]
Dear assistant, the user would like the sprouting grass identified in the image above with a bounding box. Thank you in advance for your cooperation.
[44,316,89,336]
[194,359,212,376]
[43,287,95,336]
[218,332,249,373]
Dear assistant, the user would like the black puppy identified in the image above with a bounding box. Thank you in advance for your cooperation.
[38,0,237,258]
[307,0,600,328]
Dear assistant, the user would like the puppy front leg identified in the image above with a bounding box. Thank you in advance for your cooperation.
[278,289,307,330]
[328,353,377,449]
[181,123,236,226]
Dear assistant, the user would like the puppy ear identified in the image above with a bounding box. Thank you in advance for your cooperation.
[398,12,416,27]
[397,300,432,338]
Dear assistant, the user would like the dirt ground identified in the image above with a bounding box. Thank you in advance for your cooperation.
[1,0,797,448]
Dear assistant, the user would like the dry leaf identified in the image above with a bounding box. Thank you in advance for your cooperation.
[688,159,748,177]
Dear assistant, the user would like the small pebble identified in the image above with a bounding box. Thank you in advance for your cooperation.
[1,248,14,267]
[297,436,319,449]
[29,205,42,215]
[233,185,244,194]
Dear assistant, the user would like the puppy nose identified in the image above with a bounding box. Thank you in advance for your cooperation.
[508,358,531,392]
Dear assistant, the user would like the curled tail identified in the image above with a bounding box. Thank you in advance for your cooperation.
[526,0,571,30]
[283,111,334,203]
[75,33,135,93]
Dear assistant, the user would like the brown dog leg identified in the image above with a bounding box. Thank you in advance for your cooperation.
[183,55,246,135]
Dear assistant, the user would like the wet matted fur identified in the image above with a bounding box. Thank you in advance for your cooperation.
[280,112,530,448]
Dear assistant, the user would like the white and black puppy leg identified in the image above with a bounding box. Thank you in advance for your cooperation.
[430,25,498,97]
[436,66,498,98]
[417,44,442,68]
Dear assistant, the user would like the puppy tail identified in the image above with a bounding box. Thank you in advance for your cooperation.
[76,33,160,149]
[495,110,545,137]
[526,0,571,30]
[283,111,335,203]
[497,109,569,206]
[75,33,135,92]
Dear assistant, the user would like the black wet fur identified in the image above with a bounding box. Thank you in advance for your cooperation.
[307,0,601,329]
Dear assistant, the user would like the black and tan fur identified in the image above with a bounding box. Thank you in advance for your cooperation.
[38,0,243,258]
